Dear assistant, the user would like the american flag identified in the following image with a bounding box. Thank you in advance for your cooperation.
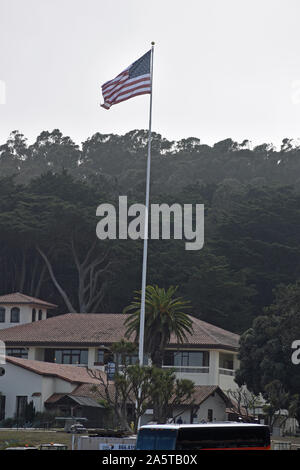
[101,50,151,110]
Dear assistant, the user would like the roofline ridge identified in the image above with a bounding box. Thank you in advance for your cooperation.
[6,356,99,384]
[189,316,224,345]
[0,291,57,307]
[191,315,239,338]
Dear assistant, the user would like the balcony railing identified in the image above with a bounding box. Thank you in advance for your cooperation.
[162,366,209,374]
[219,367,235,376]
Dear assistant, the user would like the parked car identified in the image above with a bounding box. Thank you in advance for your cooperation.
[69,423,87,434]
[40,443,68,450]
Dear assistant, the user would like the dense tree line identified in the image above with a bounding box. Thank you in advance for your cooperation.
[236,281,300,424]
[1,129,300,334]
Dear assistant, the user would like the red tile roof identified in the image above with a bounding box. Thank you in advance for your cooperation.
[0,292,57,309]
[44,393,67,404]
[5,356,103,384]
[0,313,239,350]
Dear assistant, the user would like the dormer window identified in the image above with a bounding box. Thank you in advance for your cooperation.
[0,307,5,322]
[10,307,20,323]
[32,309,36,322]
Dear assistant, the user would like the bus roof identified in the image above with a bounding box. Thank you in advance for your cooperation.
[139,422,267,430]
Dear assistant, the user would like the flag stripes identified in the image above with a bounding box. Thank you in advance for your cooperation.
[101,50,151,109]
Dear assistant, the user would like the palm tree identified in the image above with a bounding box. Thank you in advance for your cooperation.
[124,285,193,368]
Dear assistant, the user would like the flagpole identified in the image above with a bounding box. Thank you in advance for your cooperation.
[138,42,154,368]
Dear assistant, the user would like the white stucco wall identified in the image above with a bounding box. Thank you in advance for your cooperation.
[171,371,211,385]
[219,372,238,391]
[88,348,97,368]
[41,376,74,400]
[140,392,227,426]
[28,347,45,361]
[164,349,238,390]
[0,304,47,330]
[195,393,227,422]
[0,362,43,418]
[170,393,227,424]
[0,362,77,420]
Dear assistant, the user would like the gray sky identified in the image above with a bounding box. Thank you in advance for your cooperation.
[1,0,300,148]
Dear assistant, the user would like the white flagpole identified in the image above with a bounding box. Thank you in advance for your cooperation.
[138,42,155,368]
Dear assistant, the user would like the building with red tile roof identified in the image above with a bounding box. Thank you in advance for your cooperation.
[0,292,57,331]
[0,311,240,396]
[0,312,239,349]
[0,293,57,309]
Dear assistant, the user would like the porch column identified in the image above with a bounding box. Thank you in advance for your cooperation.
[28,347,37,360]
[208,350,219,385]
[88,347,96,369]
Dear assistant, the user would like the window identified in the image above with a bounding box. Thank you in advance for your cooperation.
[97,350,104,364]
[10,307,20,323]
[16,396,27,420]
[53,349,88,365]
[123,354,139,365]
[6,348,28,359]
[219,353,234,370]
[44,349,55,362]
[163,350,209,367]
[0,307,5,323]
[116,353,139,366]
[96,350,114,365]
[207,409,213,422]
[32,309,36,322]
[0,395,5,421]
[38,310,42,320]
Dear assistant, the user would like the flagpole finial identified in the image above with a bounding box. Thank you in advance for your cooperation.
[151,41,155,46]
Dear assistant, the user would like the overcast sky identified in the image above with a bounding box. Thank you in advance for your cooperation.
[1,0,300,148]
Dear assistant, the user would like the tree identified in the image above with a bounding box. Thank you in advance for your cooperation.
[87,340,195,431]
[87,340,151,431]
[0,172,114,312]
[24,129,80,181]
[25,400,36,424]
[36,238,113,313]
[149,367,195,424]
[4,128,300,334]
[0,131,28,177]
[226,386,262,419]
[262,380,300,431]
[236,281,300,424]
[124,285,193,367]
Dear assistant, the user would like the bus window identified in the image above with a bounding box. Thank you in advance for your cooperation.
[136,429,177,450]
[136,425,270,451]
[176,426,270,450]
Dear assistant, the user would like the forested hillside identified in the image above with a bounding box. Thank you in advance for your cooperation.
[1,128,300,333]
